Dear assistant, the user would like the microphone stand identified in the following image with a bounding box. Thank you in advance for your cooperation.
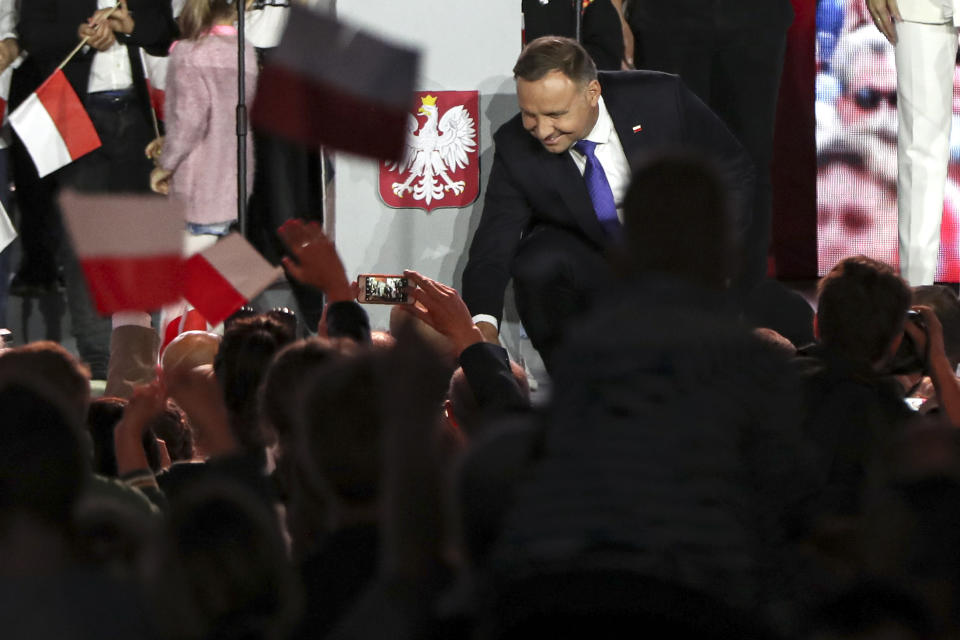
[574,0,582,42]
[236,0,293,237]
[237,0,248,236]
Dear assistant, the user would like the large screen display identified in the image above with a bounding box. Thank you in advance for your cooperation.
[816,0,960,280]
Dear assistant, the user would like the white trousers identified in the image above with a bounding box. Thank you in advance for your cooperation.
[896,20,959,285]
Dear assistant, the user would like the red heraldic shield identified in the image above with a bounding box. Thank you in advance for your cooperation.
[379,91,480,212]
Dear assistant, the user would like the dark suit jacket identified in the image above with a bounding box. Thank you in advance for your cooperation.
[461,70,754,323]
[522,0,625,70]
[627,0,794,31]
[13,0,176,112]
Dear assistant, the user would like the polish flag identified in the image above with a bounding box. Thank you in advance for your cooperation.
[0,198,15,253]
[251,5,419,161]
[161,306,208,353]
[0,63,13,124]
[140,48,168,122]
[60,190,184,314]
[182,233,282,326]
[10,70,101,178]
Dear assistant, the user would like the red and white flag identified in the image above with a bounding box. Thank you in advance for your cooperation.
[160,306,208,353]
[60,190,184,314]
[0,63,13,125]
[0,198,15,253]
[182,233,282,327]
[251,5,419,161]
[140,48,168,122]
[10,70,101,178]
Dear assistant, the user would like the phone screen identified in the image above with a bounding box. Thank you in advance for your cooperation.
[360,275,409,304]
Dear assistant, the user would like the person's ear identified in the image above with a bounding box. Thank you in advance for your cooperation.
[585,79,601,107]
[443,399,458,429]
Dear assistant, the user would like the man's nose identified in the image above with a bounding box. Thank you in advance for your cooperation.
[534,120,552,140]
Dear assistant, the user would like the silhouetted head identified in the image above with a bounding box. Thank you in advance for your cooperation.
[620,153,736,289]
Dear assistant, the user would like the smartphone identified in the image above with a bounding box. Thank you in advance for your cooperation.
[356,274,413,304]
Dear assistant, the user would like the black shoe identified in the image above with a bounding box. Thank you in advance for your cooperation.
[10,273,58,298]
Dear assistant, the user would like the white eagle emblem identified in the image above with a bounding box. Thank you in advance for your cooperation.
[386,94,477,206]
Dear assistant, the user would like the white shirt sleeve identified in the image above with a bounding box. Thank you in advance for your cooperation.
[471,314,499,331]
[0,0,17,41]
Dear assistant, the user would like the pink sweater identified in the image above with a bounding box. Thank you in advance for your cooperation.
[161,33,258,225]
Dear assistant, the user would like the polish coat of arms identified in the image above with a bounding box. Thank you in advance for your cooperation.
[379,90,479,212]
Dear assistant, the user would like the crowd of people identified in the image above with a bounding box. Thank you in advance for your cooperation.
[4,152,960,638]
[6,2,960,639]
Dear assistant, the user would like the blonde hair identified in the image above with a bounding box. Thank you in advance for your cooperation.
[178,0,237,40]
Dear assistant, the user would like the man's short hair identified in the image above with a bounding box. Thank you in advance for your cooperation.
[513,36,598,85]
[817,256,911,366]
[0,341,91,420]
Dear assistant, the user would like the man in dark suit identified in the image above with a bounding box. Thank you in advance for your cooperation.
[13,0,176,377]
[461,36,753,370]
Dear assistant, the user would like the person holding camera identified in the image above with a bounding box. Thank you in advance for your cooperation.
[895,292,960,421]
[796,256,960,519]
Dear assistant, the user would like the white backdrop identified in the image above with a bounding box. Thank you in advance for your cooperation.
[331,1,522,340]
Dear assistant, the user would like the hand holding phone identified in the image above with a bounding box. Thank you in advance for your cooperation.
[397,270,485,355]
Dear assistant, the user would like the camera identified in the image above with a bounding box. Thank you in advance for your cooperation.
[887,309,928,375]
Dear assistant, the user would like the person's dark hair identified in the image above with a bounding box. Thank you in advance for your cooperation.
[513,36,598,85]
[87,397,162,476]
[0,375,89,530]
[296,354,382,507]
[214,315,295,452]
[148,401,195,462]
[154,481,301,640]
[0,341,91,420]
[912,285,960,369]
[621,153,735,289]
[260,338,338,449]
[817,256,911,367]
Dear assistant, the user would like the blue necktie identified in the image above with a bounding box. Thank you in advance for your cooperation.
[574,139,619,233]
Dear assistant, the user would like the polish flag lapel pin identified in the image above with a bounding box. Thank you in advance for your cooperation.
[632,124,643,133]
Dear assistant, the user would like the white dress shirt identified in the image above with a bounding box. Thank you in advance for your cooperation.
[472,97,631,331]
[87,0,134,93]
